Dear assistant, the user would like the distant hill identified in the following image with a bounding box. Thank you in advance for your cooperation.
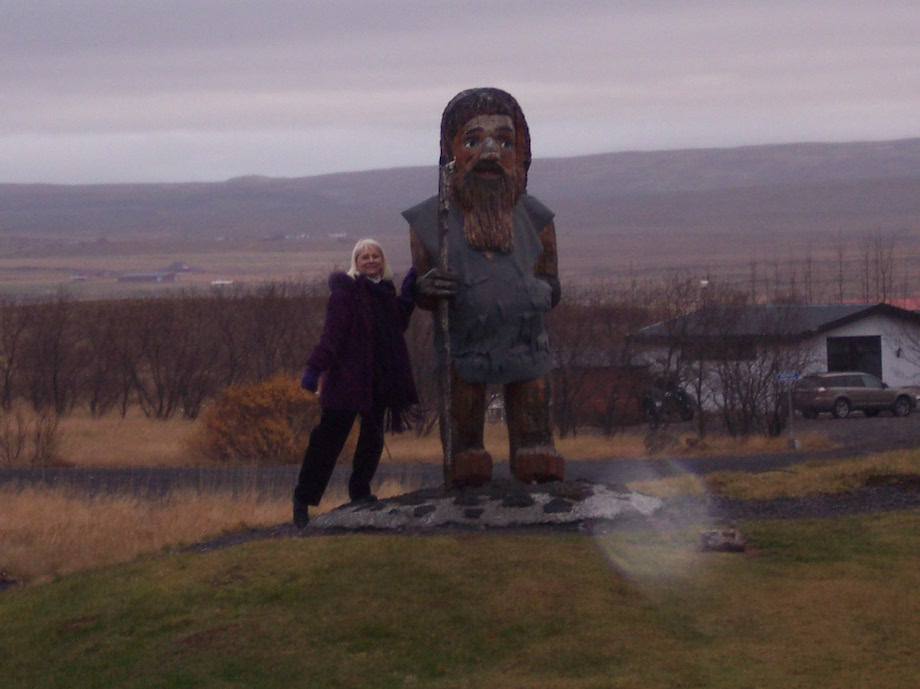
[3,138,920,282]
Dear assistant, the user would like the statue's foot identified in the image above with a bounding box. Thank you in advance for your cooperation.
[512,446,564,483]
[450,450,493,488]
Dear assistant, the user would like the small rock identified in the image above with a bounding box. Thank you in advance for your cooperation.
[698,528,747,552]
[453,494,482,507]
[864,473,920,491]
[545,481,594,502]
[501,493,536,508]
[413,504,437,518]
[0,572,18,593]
[543,498,574,514]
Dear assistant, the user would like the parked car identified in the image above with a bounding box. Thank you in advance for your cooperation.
[794,371,916,419]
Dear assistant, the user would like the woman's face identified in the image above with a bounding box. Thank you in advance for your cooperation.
[355,245,384,278]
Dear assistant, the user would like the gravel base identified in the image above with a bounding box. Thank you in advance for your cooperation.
[186,477,920,553]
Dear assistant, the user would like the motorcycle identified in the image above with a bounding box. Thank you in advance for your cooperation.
[642,381,694,428]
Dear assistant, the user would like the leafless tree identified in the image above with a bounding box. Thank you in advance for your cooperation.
[114,293,228,419]
[21,293,81,415]
[78,301,125,417]
[870,230,896,303]
[835,236,846,303]
[544,280,656,437]
[638,272,724,436]
[708,306,816,437]
[803,251,814,304]
[545,293,599,439]
[748,258,758,302]
[243,281,317,382]
[0,296,32,411]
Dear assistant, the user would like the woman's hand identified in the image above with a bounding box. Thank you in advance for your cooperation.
[300,368,320,393]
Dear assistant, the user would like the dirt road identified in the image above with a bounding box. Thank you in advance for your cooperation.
[2,412,917,497]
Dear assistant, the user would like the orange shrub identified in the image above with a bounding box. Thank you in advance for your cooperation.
[187,376,320,465]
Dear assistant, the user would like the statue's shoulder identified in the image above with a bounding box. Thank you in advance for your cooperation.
[401,195,439,229]
[519,194,555,229]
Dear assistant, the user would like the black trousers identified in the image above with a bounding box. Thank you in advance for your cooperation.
[293,406,386,506]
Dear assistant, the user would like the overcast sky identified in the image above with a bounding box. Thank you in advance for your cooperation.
[3,0,919,184]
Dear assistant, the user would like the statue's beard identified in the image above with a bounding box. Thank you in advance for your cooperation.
[452,167,518,254]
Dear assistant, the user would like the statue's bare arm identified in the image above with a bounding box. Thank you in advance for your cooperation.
[535,220,561,308]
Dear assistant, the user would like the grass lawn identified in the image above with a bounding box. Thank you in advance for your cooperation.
[3,411,918,687]
[1,511,918,688]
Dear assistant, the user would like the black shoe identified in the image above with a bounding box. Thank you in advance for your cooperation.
[293,498,310,528]
[349,494,378,505]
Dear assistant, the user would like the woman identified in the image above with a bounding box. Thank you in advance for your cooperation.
[292,238,418,527]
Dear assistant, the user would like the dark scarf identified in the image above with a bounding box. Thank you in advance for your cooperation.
[360,277,418,433]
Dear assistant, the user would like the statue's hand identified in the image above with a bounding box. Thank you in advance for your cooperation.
[416,268,460,298]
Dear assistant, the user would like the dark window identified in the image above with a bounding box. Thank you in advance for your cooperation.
[861,374,884,389]
[826,336,882,378]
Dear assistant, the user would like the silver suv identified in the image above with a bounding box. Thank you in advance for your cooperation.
[794,371,916,419]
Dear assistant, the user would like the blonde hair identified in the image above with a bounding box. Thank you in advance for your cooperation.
[347,237,393,280]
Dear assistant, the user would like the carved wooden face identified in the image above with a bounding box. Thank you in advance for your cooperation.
[449,114,519,254]
[451,114,517,182]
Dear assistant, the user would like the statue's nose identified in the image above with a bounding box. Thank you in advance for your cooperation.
[480,137,500,160]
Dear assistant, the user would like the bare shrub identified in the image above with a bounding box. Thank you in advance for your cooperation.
[30,410,63,466]
[0,411,28,466]
[186,375,320,465]
[0,408,64,466]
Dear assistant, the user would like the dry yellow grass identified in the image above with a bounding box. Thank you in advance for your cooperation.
[382,424,653,465]
[630,447,920,499]
[702,448,920,499]
[383,423,838,466]
[56,409,200,467]
[3,408,912,589]
[687,428,837,455]
[45,409,839,468]
[0,486,286,584]
[53,410,667,468]
[1,408,850,588]
[0,474,420,586]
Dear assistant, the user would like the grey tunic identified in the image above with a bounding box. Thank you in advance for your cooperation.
[402,194,555,384]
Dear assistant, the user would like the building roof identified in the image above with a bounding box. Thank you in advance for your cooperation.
[551,347,651,369]
[632,302,920,344]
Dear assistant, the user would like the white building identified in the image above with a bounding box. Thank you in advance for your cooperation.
[632,302,920,390]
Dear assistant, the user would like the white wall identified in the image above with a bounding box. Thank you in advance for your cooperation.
[798,314,920,387]
[639,314,920,411]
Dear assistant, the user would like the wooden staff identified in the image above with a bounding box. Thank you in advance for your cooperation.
[437,156,455,486]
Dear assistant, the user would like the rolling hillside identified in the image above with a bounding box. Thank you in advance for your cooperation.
[2,138,920,289]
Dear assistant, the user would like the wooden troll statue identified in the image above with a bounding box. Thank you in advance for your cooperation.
[403,87,564,488]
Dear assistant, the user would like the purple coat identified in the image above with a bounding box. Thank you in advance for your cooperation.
[306,271,417,415]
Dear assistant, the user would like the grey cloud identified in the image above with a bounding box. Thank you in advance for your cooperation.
[2,0,919,183]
